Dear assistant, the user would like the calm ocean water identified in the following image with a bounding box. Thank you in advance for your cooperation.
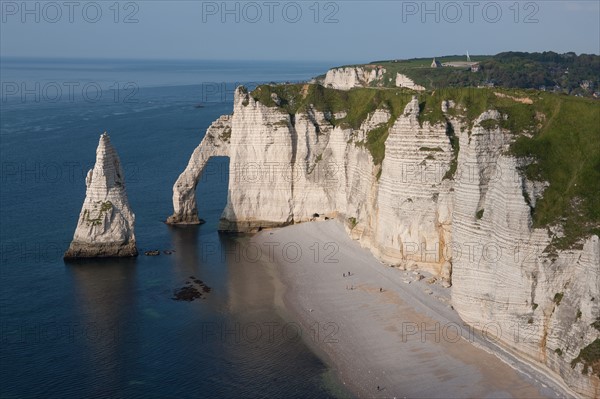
[0,59,345,398]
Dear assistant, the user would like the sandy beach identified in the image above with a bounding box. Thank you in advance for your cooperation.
[251,220,574,399]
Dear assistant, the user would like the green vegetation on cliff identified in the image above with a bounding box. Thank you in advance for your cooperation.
[509,94,600,249]
[250,83,413,130]
[83,200,113,227]
[362,52,599,97]
[250,84,413,164]
[414,87,599,249]
[249,84,599,247]
[571,339,600,377]
[415,87,537,131]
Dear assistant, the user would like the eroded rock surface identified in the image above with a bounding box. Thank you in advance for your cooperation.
[64,133,137,258]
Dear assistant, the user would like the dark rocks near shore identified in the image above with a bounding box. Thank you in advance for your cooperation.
[143,249,175,256]
[172,276,212,301]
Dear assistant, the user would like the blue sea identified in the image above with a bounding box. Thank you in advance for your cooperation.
[0,58,346,398]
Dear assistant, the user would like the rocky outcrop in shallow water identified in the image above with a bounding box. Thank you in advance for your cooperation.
[172,276,212,301]
[64,133,137,259]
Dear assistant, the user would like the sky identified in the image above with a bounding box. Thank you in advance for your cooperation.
[1,0,599,63]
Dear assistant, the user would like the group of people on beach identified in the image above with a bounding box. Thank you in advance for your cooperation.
[342,271,384,293]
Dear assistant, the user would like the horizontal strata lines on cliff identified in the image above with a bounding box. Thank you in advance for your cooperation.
[249,83,413,165]
[509,95,600,250]
[248,82,599,247]
[247,83,597,234]
[403,86,599,249]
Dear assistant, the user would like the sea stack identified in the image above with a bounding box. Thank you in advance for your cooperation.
[64,133,137,259]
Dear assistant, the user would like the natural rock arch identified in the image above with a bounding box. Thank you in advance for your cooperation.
[166,115,232,225]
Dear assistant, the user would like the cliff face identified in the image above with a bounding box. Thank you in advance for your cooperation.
[169,88,372,231]
[369,97,453,279]
[168,86,599,397]
[451,115,600,397]
[395,73,426,91]
[323,66,386,89]
[65,133,137,258]
[323,66,424,91]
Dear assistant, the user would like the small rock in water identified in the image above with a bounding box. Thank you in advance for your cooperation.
[144,250,160,256]
[172,286,202,301]
[172,276,212,302]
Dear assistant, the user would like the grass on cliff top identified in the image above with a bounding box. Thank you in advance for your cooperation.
[414,87,540,130]
[250,84,600,247]
[418,88,600,248]
[250,84,413,164]
[331,56,491,89]
[509,94,600,249]
[327,53,600,98]
[328,55,493,89]
[250,84,413,128]
[336,55,490,70]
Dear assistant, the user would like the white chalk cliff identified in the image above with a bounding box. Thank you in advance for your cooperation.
[323,66,425,91]
[395,73,426,91]
[65,133,137,258]
[168,86,599,398]
[323,66,387,89]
